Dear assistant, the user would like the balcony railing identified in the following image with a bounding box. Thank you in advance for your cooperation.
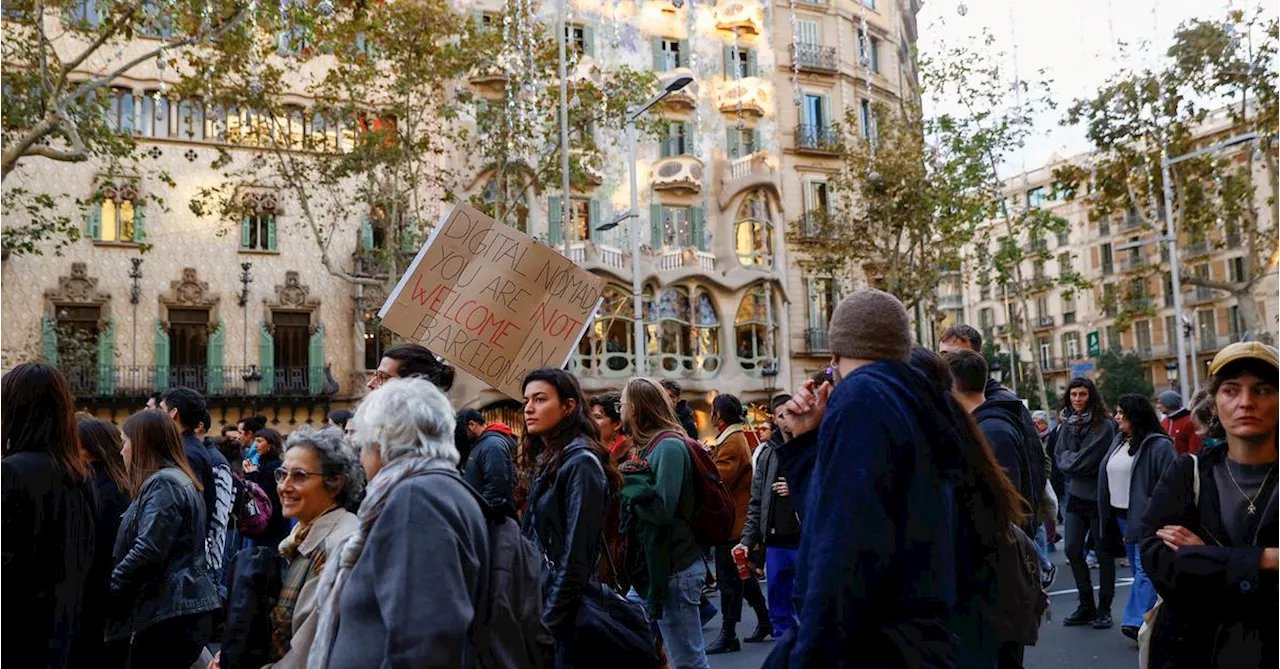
[791,43,837,72]
[796,210,835,239]
[937,294,964,309]
[1034,315,1055,330]
[1185,240,1212,257]
[597,244,625,269]
[61,365,337,399]
[1121,255,1150,272]
[1125,297,1155,311]
[805,327,830,352]
[1119,212,1144,232]
[1183,288,1216,305]
[794,124,840,153]
[1026,238,1048,254]
[1225,232,1242,248]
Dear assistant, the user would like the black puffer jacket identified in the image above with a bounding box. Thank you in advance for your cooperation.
[1140,449,1278,669]
[464,426,517,512]
[675,401,698,440]
[521,437,609,637]
[106,465,221,641]
[1055,411,1116,502]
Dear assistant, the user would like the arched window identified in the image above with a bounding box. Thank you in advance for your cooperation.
[735,284,777,373]
[575,285,635,377]
[643,284,720,378]
[734,191,774,268]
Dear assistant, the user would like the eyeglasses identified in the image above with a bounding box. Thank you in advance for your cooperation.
[274,467,325,485]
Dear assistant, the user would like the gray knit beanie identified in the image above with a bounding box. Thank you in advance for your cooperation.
[827,288,912,363]
[1158,391,1183,412]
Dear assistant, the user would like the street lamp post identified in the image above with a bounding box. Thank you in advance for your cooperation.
[1118,131,1259,401]
[597,75,694,378]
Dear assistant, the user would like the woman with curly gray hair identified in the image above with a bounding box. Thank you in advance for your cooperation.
[213,425,364,669]
[307,377,490,669]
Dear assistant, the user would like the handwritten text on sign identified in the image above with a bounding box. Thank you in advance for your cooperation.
[378,205,605,400]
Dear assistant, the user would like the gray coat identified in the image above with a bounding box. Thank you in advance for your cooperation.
[326,471,489,669]
[1098,432,1176,548]
[1055,416,1117,502]
[741,440,780,551]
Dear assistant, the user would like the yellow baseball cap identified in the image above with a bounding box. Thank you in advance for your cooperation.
[1207,341,1280,377]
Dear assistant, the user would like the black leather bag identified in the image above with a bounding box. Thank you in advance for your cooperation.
[563,533,658,668]
[571,583,658,668]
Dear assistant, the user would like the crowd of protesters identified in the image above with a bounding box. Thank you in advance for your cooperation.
[3,292,1275,669]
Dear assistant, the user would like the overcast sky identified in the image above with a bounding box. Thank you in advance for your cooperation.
[916,0,1276,176]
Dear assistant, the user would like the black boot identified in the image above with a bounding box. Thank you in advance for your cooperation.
[1063,605,1097,626]
[1092,611,1113,629]
[705,627,741,654]
[744,618,772,643]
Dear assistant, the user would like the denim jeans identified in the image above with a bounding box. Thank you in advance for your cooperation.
[628,562,710,669]
[1032,523,1053,572]
[764,546,799,637]
[1117,516,1158,628]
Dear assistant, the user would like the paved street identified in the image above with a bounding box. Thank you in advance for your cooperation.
[706,541,1140,669]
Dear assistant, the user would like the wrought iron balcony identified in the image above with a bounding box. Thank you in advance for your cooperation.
[791,43,837,72]
[1034,315,1055,330]
[937,294,965,309]
[61,365,338,400]
[794,124,840,154]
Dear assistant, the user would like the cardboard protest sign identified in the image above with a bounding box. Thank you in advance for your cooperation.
[378,204,606,400]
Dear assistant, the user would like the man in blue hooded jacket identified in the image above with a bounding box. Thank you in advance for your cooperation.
[766,289,965,668]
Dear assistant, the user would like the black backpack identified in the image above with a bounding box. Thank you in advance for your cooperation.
[984,523,1049,646]
[423,470,553,669]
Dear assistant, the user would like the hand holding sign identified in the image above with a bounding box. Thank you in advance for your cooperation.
[378,205,606,400]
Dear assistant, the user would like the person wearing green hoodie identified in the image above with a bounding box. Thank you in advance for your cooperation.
[621,377,709,669]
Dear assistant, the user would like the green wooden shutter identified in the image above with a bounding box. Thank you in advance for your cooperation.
[134,206,146,242]
[690,206,705,250]
[820,96,832,129]
[97,318,116,394]
[727,128,741,159]
[259,321,275,395]
[308,324,325,394]
[41,316,59,365]
[747,48,759,77]
[85,207,102,241]
[723,46,735,76]
[154,319,170,391]
[650,204,663,248]
[660,124,674,158]
[266,215,277,251]
[652,37,665,71]
[207,320,224,395]
[588,199,601,242]
[360,216,374,249]
[548,196,562,246]
[681,121,694,155]
[240,215,251,248]
[677,39,689,68]
[807,278,820,328]
[582,24,595,58]
[751,128,763,155]
[472,8,484,25]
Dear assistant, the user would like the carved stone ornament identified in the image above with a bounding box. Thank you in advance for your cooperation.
[45,262,112,322]
[158,267,221,328]
[269,271,319,310]
[45,262,110,305]
[242,191,279,213]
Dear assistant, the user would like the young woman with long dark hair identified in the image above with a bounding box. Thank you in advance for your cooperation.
[107,409,220,668]
[1097,394,1175,640]
[1,363,96,669]
[909,347,1025,668]
[1141,342,1279,668]
[1054,376,1118,628]
[519,368,622,667]
[72,415,133,666]
[245,427,290,547]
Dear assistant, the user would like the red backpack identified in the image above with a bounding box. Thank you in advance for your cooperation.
[652,431,736,546]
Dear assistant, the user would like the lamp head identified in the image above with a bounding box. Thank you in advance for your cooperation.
[666,76,694,92]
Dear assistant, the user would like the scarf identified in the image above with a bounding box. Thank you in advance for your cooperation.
[306,456,446,669]
[278,506,337,561]
[1059,408,1094,427]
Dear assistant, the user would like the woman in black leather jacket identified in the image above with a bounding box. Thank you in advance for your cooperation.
[519,368,623,667]
[107,410,221,669]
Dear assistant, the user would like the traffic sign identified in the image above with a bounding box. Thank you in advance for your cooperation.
[1086,331,1101,357]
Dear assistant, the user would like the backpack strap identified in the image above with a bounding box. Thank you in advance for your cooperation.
[1190,454,1200,506]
